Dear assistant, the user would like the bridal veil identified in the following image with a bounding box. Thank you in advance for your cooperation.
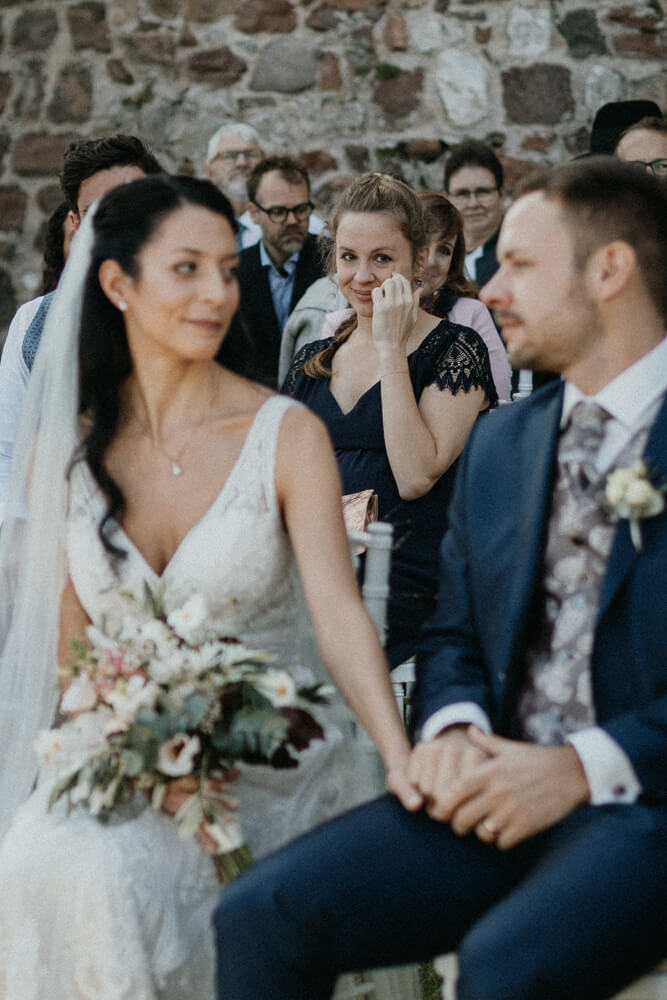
[0,210,95,842]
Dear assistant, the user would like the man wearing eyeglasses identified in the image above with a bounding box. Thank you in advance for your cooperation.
[444,140,506,290]
[205,123,264,246]
[616,116,667,182]
[227,156,325,387]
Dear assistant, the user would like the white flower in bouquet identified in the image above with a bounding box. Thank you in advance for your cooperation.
[137,618,176,656]
[157,733,202,777]
[105,674,159,724]
[254,668,297,706]
[146,646,191,684]
[167,594,208,643]
[60,673,98,714]
[204,813,245,854]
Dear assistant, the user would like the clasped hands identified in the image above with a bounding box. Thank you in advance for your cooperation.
[393,725,590,851]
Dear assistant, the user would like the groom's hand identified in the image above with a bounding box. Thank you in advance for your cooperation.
[408,725,490,812]
[443,728,591,850]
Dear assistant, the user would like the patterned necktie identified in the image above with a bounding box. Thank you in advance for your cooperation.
[516,400,613,744]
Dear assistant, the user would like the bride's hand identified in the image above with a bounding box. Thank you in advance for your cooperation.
[371,273,421,363]
[161,770,240,853]
[385,756,424,812]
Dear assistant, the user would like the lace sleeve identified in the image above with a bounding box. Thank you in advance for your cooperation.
[423,323,498,408]
[282,338,330,396]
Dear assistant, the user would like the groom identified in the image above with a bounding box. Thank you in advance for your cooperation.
[214,159,667,1000]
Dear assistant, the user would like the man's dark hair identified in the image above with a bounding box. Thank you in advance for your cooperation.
[516,157,667,321]
[247,155,310,206]
[60,134,163,213]
[40,201,70,294]
[444,140,504,194]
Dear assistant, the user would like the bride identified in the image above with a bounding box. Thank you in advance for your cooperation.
[0,174,420,999]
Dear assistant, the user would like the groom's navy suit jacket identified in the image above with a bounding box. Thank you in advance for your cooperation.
[414,379,667,804]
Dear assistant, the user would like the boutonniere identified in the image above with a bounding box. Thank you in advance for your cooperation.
[605,459,666,553]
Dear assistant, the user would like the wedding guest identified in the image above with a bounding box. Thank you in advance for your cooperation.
[616,115,667,179]
[284,173,497,666]
[215,157,667,1000]
[0,134,162,523]
[444,140,504,289]
[0,175,417,998]
[226,156,326,387]
[204,121,325,248]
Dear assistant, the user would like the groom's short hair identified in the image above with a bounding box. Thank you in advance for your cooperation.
[516,158,667,321]
[60,134,163,215]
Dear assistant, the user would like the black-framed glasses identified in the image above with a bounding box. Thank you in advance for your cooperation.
[254,201,313,223]
[626,158,667,177]
[447,186,500,203]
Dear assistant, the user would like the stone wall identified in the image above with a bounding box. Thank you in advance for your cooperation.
[0,0,665,334]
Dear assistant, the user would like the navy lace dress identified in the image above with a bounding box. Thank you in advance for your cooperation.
[283,320,497,666]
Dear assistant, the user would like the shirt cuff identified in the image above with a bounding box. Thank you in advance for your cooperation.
[567,727,642,805]
[420,702,492,742]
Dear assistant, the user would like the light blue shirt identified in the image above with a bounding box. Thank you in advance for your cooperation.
[259,241,299,333]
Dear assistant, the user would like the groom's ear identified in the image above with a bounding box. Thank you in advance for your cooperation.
[98,259,130,311]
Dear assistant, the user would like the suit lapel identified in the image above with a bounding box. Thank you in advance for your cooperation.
[501,386,563,675]
[597,393,667,621]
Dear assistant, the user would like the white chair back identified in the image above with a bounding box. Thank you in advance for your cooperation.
[347,521,393,644]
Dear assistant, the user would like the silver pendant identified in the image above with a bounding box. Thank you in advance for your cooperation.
[172,462,183,476]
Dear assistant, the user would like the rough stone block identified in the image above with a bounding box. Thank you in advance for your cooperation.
[106,59,134,84]
[384,13,408,51]
[188,47,247,86]
[557,9,607,59]
[613,32,667,59]
[373,67,423,125]
[508,8,552,59]
[12,60,44,119]
[48,65,93,124]
[37,184,64,213]
[0,186,27,232]
[235,0,297,33]
[299,149,338,174]
[436,49,488,125]
[584,64,624,111]
[345,144,370,171]
[318,52,342,90]
[12,133,76,176]
[502,64,574,125]
[307,4,339,31]
[11,9,57,50]
[126,32,177,63]
[68,2,111,52]
[0,73,11,115]
[251,39,319,92]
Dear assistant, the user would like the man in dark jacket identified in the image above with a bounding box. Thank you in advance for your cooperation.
[227,156,325,387]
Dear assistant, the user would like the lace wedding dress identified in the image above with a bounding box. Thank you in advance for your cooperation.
[0,396,376,1000]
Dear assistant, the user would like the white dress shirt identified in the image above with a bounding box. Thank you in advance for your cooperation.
[0,296,42,524]
[422,335,667,806]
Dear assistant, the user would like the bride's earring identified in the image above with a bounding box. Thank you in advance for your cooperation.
[117,301,127,312]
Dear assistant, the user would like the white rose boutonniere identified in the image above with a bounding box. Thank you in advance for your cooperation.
[605,459,666,552]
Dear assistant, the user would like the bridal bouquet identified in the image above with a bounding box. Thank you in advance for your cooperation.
[38,583,327,881]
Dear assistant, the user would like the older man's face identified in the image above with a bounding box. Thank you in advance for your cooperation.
[206,132,263,204]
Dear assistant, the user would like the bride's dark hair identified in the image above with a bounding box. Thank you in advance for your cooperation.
[75,173,238,557]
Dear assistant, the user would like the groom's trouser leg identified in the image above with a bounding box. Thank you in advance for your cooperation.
[457,802,667,1000]
[215,794,519,1000]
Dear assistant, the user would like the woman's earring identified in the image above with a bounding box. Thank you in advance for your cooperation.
[415,278,423,287]
[117,301,127,312]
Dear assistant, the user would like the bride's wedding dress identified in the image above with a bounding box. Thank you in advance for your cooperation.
[0,396,419,1000]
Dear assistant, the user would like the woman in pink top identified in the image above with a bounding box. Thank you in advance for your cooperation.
[417,191,511,401]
